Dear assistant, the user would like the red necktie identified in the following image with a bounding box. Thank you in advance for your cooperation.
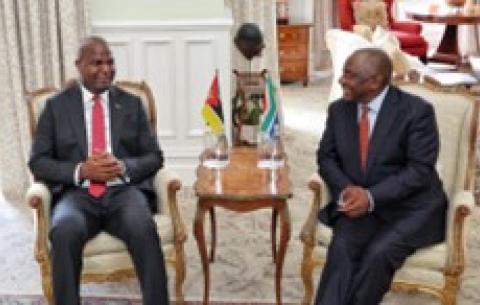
[359,104,369,171]
[88,95,107,198]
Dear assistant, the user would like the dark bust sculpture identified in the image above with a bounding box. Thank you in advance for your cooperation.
[234,23,265,60]
[232,23,267,145]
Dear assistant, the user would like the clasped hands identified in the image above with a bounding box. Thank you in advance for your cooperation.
[29,153,124,209]
[79,152,124,182]
[338,185,370,218]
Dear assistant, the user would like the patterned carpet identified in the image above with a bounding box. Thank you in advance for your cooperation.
[0,295,295,305]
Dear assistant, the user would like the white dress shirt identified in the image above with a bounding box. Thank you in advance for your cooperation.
[74,85,126,186]
[357,86,389,135]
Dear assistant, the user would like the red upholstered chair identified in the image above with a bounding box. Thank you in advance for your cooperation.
[338,0,427,60]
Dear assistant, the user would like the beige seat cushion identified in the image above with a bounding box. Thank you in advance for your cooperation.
[83,214,173,256]
[352,0,389,29]
[82,244,175,274]
[315,224,447,271]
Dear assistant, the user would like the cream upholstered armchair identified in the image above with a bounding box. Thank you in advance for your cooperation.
[25,80,187,305]
[300,80,478,305]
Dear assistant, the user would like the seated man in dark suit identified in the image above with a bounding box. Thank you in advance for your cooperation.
[315,48,447,305]
[28,36,169,305]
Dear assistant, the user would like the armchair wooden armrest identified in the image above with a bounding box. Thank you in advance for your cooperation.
[25,182,54,301]
[25,182,51,261]
[153,168,187,302]
[445,190,474,275]
[300,173,325,247]
[300,173,331,305]
[25,181,51,211]
[154,168,187,244]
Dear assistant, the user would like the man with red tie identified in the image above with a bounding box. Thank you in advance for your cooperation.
[29,36,169,305]
[315,48,447,305]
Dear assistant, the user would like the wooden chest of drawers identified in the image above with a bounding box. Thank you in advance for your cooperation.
[277,24,311,86]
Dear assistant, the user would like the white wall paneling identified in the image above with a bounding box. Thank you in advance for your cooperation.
[289,0,314,23]
[108,39,134,80]
[93,12,233,185]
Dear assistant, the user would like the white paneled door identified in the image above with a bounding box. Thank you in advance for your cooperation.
[93,12,233,185]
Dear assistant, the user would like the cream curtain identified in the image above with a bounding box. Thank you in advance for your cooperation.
[459,26,480,57]
[313,0,337,71]
[0,0,89,200]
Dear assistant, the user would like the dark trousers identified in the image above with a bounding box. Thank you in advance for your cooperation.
[49,186,169,305]
[314,214,415,305]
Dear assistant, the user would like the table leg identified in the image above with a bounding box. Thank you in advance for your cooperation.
[303,78,308,87]
[271,208,278,263]
[275,204,291,305]
[431,24,460,64]
[194,203,210,305]
[209,207,216,262]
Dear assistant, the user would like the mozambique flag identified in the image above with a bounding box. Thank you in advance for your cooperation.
[260,75,279,138]
[201,72,224,135]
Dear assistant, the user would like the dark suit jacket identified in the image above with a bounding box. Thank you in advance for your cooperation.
[317,85,447,248]
[28,84,163,212]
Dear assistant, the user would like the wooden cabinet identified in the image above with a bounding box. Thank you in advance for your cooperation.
[277,24,311,86]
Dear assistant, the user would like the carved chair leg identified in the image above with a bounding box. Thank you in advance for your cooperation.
[39,258,55,305]
[174,244,186,305]
[444,294,457,305]
[443,274,460,305]
[301,244,315,305]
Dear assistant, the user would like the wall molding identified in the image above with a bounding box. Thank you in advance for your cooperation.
[92,15,233,31]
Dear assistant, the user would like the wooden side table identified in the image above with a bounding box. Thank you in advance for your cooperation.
[406,10,480,65]
[277,24,312,86]
[193,147,292,305]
